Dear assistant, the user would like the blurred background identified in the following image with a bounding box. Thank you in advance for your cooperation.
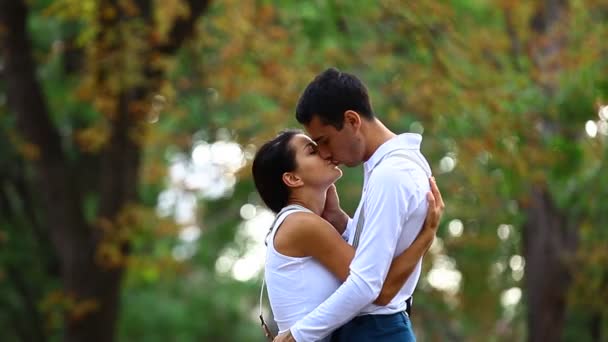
[0,0,607,341]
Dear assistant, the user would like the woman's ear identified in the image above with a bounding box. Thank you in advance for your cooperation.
[282,172,303,188]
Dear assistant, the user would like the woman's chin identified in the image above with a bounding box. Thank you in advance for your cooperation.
[332,168,343,181]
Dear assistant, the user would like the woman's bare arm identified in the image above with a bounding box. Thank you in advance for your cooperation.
[277,178,444,305]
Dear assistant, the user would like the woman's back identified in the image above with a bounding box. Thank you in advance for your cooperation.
[265,205,341,338]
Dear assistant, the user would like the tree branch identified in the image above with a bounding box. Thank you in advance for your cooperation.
[503,7,522,71]
[0,0,64,164]
[156,0,211,54]
[0,0,90,268]
[6,265,47,342]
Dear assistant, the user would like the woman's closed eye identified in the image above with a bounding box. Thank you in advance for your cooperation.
[308,145,318,155]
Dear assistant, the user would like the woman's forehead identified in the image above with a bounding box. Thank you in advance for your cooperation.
[291,133,314,146]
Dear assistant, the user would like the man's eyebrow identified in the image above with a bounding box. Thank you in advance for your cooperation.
[312,136,324,143]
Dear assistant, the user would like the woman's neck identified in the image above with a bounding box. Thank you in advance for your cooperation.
[286,187,326,216]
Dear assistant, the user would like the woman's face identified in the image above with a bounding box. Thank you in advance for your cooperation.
[286,134,343,188]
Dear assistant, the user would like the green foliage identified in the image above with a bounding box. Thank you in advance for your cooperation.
[1,0,607,341]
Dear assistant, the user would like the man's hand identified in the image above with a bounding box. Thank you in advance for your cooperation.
[321,184,349,233]
[273,330,296,342]
[423,177,445,234]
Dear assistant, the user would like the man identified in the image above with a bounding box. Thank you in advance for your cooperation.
[274,68,443,341]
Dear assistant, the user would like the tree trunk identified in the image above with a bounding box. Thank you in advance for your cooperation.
[0,0,210,341]
[522,187,577,342]
[523,1,577,341]
[0,1,109,341]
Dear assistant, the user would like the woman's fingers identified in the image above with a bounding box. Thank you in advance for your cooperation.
[430,176,445,210]
[425,177,444,229]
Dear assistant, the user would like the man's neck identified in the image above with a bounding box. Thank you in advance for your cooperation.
[361,118,396,162]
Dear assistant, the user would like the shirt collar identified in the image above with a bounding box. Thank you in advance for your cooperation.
[363,133,423,175]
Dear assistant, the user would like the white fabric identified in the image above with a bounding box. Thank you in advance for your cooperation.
[291,133,432,342]
[341,217,353,242]
[264,205,341,341]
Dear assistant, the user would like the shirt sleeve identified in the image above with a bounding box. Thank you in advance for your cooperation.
[290,166,417,341]
[341,217,353,242]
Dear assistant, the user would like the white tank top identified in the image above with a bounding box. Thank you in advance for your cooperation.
[264,205,341,339]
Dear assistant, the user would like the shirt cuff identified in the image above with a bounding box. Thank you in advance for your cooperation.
[290,327,303,342]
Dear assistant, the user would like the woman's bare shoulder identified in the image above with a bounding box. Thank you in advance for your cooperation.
[274,211,338,256]
[280,211,333,236]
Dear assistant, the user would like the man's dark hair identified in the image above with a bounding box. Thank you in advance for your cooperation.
[252,129,302,213]
[295,67,374,130]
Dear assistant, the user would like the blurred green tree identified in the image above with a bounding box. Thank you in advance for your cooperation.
[1,0,607,341]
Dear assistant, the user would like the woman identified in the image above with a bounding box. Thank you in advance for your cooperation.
[252,130,442,341]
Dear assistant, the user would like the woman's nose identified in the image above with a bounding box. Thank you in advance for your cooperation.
[318,148,332,160]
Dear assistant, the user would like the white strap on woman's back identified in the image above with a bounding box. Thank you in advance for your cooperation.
[259,205,310,324]
[259,277,267,319]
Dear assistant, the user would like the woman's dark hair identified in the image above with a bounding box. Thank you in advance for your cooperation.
[252,129,302,213]
[295,67,374,130]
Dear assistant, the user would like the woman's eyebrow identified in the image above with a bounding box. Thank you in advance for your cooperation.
[303,141,316,150]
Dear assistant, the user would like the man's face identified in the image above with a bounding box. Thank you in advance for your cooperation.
[304,114,363,167]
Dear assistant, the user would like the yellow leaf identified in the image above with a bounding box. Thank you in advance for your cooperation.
[74,123,110,153]
[69,298,100,322]
[103,5,117,20]
[18,142,41,161]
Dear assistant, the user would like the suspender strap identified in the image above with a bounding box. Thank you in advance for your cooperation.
[352,203,365,249]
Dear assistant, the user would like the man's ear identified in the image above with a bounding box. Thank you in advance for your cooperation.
[282,172,303,188]
[344,110,362,131]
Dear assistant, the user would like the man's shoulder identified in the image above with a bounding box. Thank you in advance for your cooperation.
[368,153,430,195]
[370,156,422,180]
[378,149,430,174]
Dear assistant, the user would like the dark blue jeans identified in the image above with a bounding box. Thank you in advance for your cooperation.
[330,312,416,342]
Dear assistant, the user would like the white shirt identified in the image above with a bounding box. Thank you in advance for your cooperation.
[290,133,432,342]
[265,205,341,342]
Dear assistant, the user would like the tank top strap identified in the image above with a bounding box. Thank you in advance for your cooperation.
[265,204,312,246]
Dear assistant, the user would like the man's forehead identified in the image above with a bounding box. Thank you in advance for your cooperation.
[305,116,333,139]
[305,127,325,142]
